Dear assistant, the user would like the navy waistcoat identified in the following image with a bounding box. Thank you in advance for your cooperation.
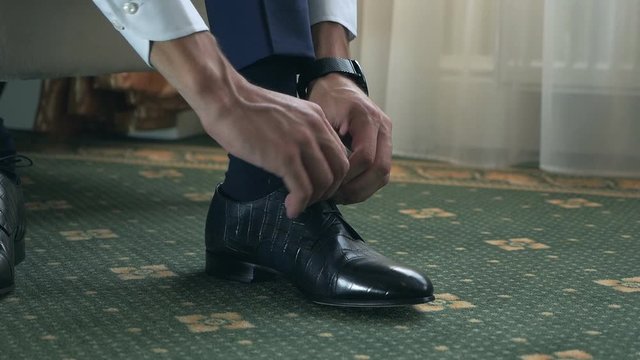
[205,0,316,70]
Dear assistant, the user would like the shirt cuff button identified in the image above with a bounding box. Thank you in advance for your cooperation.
[123,2,139,15]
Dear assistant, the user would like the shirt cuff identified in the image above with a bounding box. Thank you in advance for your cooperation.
[92,0,209,67]
[308,0,358,40]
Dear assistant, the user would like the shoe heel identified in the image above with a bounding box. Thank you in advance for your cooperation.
[205,252,276,283]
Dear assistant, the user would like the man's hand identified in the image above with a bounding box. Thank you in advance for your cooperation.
[210,81,349,217]
[310,22,393,204]
[150,32,348,218]
[308,74,392,204]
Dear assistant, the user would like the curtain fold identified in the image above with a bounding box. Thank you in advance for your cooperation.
[540,0,640,177]
[354,0,640,177]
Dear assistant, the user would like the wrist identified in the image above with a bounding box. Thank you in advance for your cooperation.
[312,22,350,58]
[308,73,353,94]
[149,32,244,120]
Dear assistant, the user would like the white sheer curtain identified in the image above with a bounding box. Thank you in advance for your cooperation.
[353,0,640,177]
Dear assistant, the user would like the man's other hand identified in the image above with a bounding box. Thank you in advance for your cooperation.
[309,73,392,204]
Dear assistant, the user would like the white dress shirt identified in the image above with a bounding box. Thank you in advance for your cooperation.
[92,0,357,66]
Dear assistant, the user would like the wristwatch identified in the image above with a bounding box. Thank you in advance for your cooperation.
[297,58,369,99]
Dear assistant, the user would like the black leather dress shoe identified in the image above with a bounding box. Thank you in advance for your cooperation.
[0,155,28,295]
[205,187,434,307]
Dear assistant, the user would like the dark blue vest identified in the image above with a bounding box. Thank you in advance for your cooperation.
[205,0,316,70]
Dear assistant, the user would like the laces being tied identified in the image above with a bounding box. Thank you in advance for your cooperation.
[0,154,33,170]
[0,154,33,182]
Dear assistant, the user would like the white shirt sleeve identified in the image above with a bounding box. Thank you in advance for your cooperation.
[92,0,209,67]
[308,0,358,40]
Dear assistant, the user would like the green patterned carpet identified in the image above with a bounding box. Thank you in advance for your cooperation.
[1,139,639,360]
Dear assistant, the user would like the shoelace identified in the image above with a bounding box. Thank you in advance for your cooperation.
[0,154,33,174]
[321,201,341,221]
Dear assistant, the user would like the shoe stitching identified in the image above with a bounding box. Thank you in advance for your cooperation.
[222,201,229,246]
[269,199,285,254]
[257,194,270,242]
[235,203,241,238]
[0,223,10,239]
[0,233,8,254]
[246,202,253,242]
[280,219,293,256]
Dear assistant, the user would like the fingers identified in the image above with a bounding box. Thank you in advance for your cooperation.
[316,115,350,200]
[302,75,394,205]
[300,135,336,204]
[342,112,379,185]
[282,106,348,218]
[336,116,392,204]
[281,151,314,218]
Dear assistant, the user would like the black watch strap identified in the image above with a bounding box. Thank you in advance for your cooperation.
[297,58,369,99]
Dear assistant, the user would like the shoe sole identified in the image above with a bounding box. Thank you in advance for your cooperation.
[311,295,435,307]
[205,251,435,307]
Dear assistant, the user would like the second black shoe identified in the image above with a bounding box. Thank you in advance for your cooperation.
[205,187,434,307]
[0,155,27,295]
